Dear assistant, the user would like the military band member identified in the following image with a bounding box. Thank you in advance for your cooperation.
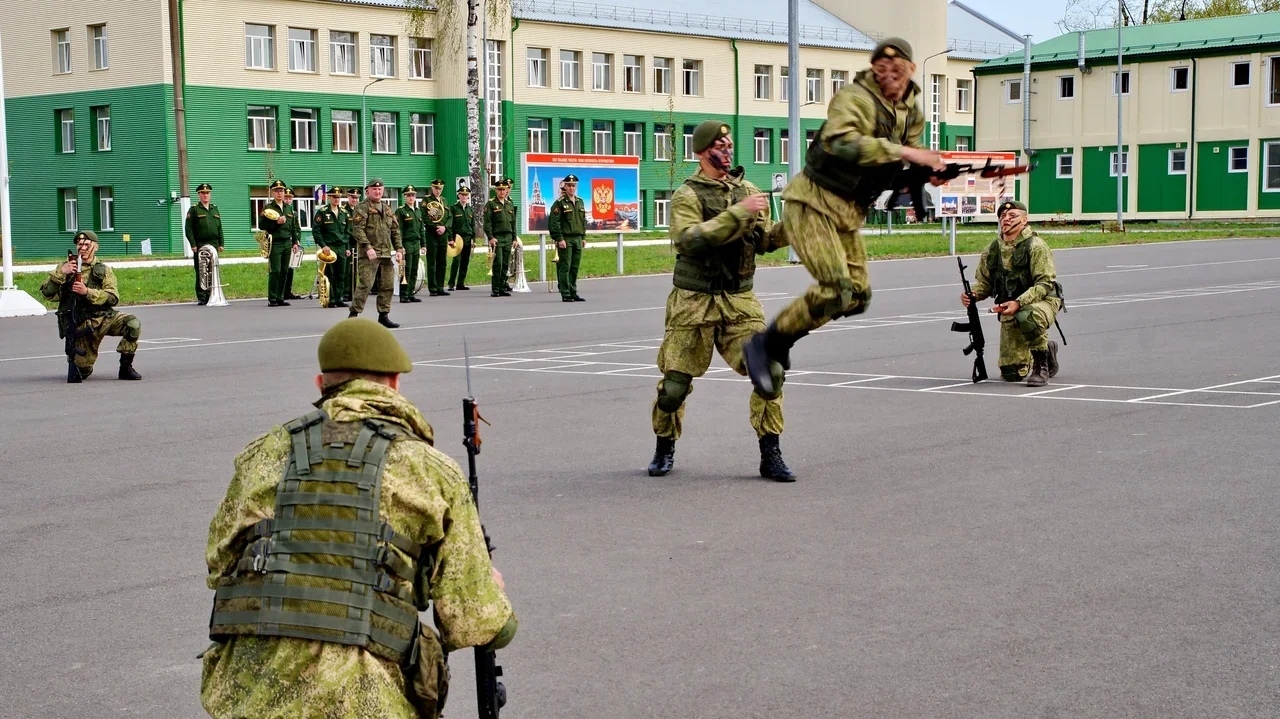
[646,120,794,482]
[349,178,403,328]
[185,182,224,306]
[313,186,349,308]
[283,188,304,301]
[344,188,361,302]
[39,230,143,382]
[261,180,301,307]
[422,179,451,296]
[484,178,517,297]
[961,200,1063,386]
[549,175,587,302]
[448,187,475,291]
[395,186,425,303]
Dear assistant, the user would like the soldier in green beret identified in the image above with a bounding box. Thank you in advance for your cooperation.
[349,178,403,328]
[261,180,301,307]
[201,318,517,719]
[186,182,224,306]
[548,174,587,302]
[447,186,475,291]
[422,179,452,296]
[743,37,947,395]
[960,200,1064,386]
[313,186,349,308]
[646,119,795,482]
[484,178,518,297]
[39,230,143,382]
[395,186,425,303]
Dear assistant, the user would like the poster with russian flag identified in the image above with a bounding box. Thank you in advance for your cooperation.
[520,153,641,234]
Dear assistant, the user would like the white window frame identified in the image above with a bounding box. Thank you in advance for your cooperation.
[1171,66,1190,93]
[250,195,270,230]
[60,109,75,153]
[1263,141,1280,191]
[411,113,435,154]
[682,125,695,162]
[654,57,672,95]
[1058,75,1075,100]
[806,68,823,104]
[370,35,395,78]
[330,31,356,75]
[245,24,274,70]
[830,70,848,97]
[1268,56,1280,105]
[956,79,972,112]
[560,50,581,90]
[54,30,72,74]
[1110,151,1129,177]
[592,122,612,155]
[291,108,318,152]
[1056,154,1073,178]
[623,123,641,157]
[63,188,79,232]
[372,111,396,154]
[654,125,673,161]
[527,118,549,153]
[527,47,548,87]
[94,106,110,151]
[1229,146,1248,173]
[955,136,970,151]
[780,131,789,164]
[1006,78,1022,103]
[409,38,433,80]
[682,59,701,96]
[380,189,399,213]
[560,120,582,154]
[1168,148,1188,175]
[753,64,772,100]
[780,66,789,102]
[248,106,276,150]
[332,109,357,153]
[90,24,108,70]
[753,129,769,164]
[1232,61,1251,88]
[97,187,113,231]
[293,197,314,231]
[1113,70,1131,96]
[592,52,613,91]
[623,55,643,93]
[654,191,672,228]
[288,28,317,73]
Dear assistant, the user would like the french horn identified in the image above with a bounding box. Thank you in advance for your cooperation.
[197,244,229,307]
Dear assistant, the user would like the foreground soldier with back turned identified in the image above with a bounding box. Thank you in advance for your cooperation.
[647,120,795,482]
[201,318,516,719]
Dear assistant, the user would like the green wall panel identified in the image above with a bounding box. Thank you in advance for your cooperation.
[1137,142,1187,213]
[1027,147,1073,214]
[1194,140,1248,212]
[1081,145,1130,214]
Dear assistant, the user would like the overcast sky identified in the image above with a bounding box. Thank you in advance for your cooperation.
[954,1,1073,42]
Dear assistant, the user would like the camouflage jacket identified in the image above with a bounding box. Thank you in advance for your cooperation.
[670,170,779,257]
[201,379,514,719]
[819,69,924,167]
[352,199,402,257]
[971,227,1061,309]
[39,259,119,319]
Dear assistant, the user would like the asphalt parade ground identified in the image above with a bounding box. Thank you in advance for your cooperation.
[2,237,1279,718]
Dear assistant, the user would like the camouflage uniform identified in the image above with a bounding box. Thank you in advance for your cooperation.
[350,184,403,324]
[38,248,142,381]
[969,224,1063,383]
[201,379,515,719]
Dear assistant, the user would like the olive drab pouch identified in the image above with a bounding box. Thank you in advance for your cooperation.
[406,622,450,719]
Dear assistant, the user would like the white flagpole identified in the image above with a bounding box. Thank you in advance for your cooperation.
[0,29,48,317]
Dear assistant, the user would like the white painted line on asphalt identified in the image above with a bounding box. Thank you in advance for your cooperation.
[137,337,200,344]
[1128,374,1280,402]
[919,381,977,391]
[1022,384,1085,396]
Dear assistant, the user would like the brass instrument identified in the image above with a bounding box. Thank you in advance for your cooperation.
[197,244,229,306]
[423,199,446,223]
[509,238,531,293]
[315,247,336,307]
[258,207,280,258]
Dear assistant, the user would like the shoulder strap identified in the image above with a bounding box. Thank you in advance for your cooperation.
[283,409,327,475]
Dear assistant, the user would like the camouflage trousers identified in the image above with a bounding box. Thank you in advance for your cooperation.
[69,313,141,375]
[997,298,1061,380]
[352,256,395,314]
[772,195,872,336]
[652,288,784,440]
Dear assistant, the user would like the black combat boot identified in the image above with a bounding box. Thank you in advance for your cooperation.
[1027,350,1049,387]
[744,324,803,396]
[758,434,796,482]
[1046,340,1060,378]
[348,309,358,319]
[118,353,142,380]
[378,312,400,329]
[647,437,675,477]
[67,364,82,384]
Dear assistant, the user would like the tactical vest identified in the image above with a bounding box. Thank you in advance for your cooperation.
[671,174,758,294]
[76,263,116,318]
[984,236,1053,304]
[208,410,428,665]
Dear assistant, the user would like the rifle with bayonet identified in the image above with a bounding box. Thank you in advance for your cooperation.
[895,158,1035,221]
[950,256,988,383]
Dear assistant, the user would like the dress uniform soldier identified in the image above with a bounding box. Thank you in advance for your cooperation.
[484,178,518,297]
[344,188,362,302]
[313,186,349,308]
[395,186,425,303]
[422,179,451,296]
[961,200,1064,386]
[548,175,587,302]
[39,230,143,382]
[447,187,475,291]
[349,178,403,328]
[186,182,224,305]
[261,180,301,307]
[283,188,304,301]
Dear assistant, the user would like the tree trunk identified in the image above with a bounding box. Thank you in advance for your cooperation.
[467,0,486,242]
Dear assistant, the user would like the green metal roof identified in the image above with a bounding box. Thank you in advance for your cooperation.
[975,11,1280,74]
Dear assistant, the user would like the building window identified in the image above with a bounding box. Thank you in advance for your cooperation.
[380,188,399,212]
[96,187,114,231]
[1059,75,1075,99]
[1110,151,1129,177]
[1169,148,1187,174]
[560,50,581,89]
[93,106,110,151]
[527,47,548,87]
[1172,66,1190,92]
[90,24,108,70]
[288,28,316,72]
[527,118,549,152]
[654,124,673,161]
[593,121,613,154]
[830,70,848,96]
[1232,61,1251,87]
[682,124,696,161]
[780,129,789,164]
[624,122,641,156]
[654,57,672,95]
[330,31,355,74]
[1006,79,1022,103]
[623,55,643,92]
[409,38,433,79]
[62,188,79,232]
[1268,57,1280,104]
[654,190,672,227]
[955,136,970,151]
[372,111,396,153]
[248,106,276,150]
[684,59,705,97]
[291,108,318,151]
[805,129,816,150]
[332,109,357,152]
[250,193,269,230]
[411,113,435,154]
[753,128,770,164]
[1264,141,1280,190]
[1056,154,1073,178]
[956,79,972,112]
[560,119,582,153]
[1229,146,1248,172]
[245,24,274,70]
[1113,71,1130,95]
[293,196,314,231]
[58,109,75,153]
[592,52,613,91]
[371,35,395,78]
[753,64,772,100]
[806,69,823,103]
[53,29,71,74]
[780,66,789,102]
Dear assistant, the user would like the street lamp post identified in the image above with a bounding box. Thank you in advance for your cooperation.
[362,78,385,188]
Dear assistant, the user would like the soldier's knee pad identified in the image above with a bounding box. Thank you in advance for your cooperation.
[810,278,858,320]
[1014,308,1039,339]
[656,371,693,412]
[754,364,785,401]
[123,316,142,341]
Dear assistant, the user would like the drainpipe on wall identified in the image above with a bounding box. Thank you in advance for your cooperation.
[168,0,191,254]
[731,40,740,135]
[1188,57,1197,219]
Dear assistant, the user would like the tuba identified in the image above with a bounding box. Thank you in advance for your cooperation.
[315,247,336,307]
[508,238,531,293]
[197,244,230,307]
